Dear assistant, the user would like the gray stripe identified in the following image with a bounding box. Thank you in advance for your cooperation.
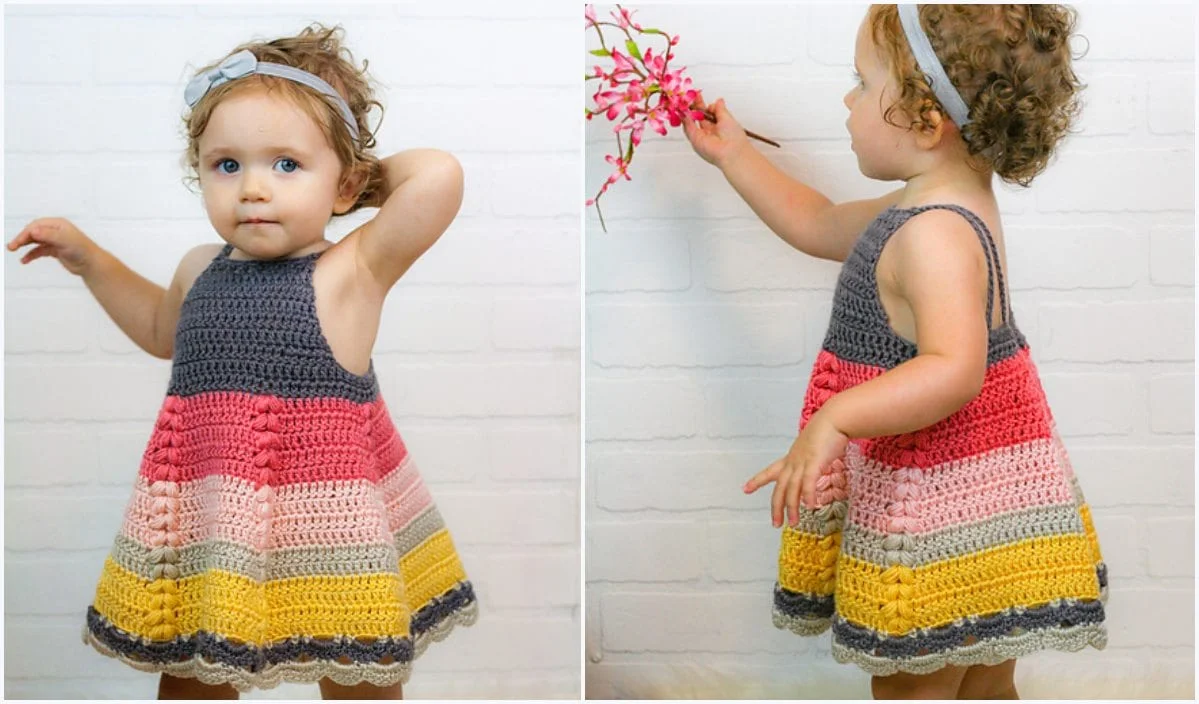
[394,506,446,558]
[840,503,1087,568]
[111,534,398,582]
[168,247,378,402]
[822,207,1027,369]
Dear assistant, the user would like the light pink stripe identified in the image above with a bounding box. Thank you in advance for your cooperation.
[377,454,434,534]
[845,437,1075,535]
[120,474,391,551]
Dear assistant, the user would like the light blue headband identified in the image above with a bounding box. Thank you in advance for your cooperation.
[184,49,360,141]
[897,4,972,127]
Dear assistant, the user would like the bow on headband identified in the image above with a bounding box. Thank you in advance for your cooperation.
[184,49,361,141]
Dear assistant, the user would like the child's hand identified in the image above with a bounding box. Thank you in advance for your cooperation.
[743,411,849,528]
[681,97,752,170]
[7,218,101,276]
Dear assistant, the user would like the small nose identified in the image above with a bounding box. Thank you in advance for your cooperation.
[239,167,269,202]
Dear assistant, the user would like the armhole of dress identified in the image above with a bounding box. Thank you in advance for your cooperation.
[872,205,1006,337]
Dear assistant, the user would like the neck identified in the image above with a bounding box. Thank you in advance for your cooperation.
[898,138,994,207]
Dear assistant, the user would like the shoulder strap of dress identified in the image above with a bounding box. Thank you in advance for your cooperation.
[215,242,234,260]
[887,204,1009,328]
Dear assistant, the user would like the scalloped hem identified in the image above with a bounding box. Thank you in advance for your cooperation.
[81,599,479,692]
[830,621,1106,676]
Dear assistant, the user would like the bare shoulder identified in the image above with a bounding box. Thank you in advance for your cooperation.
[175,243,227,298]
[812,187,905,262]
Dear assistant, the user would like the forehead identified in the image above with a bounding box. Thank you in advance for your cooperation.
[199,88,330,153]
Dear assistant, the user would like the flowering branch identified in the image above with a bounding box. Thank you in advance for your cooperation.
[585,4,779,231]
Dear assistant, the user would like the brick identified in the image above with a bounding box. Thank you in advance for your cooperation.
[1145,515,1194,577]
[585,230,691,293]
[1087,513,1141,577]
[1148,71,1196,135]
[706,521,783,582]
[413,615,578,671]
[805,4,868,65]
[6,429,98,487]
[386,362,577,418]
[490,155,578,218]
[1006,226,1143,290]
[388,88,576,153]
[1149,374,1194,434]
[1077,5,1194,61]
[700,228,843,292]
[491,296,580,351]
[704,378,808,438]
[1070,445,1193,508]
[5,553,109,615]
[402,227,577,286]
[1074,73,1140,136]
[589,303,805,367]
[374,297,489,353]
[1104,586,1192,647]
[395,427,486,484]
[1038,372,1140,437]
[438,491,575,547]
[1034,150,1193,212]
[585,379,704,440]
[6,493,125,551]
[5,363,169,422]
[1038,301,1193,362]
[1149,227,1195,286]
[488,424,578,481]
[587,522,705,582]
[4,293,92,353]
[475,551,579,608]
[4,17,103,83]
[97,429,154,487]
[592,450,779,511]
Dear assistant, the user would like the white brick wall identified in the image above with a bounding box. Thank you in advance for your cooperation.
[585,3,1194,699]
[4,3,580,700]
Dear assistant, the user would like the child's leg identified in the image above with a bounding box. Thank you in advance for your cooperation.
[318,677,402,700]
[955,660,1018,699]
[871,665,967,700]
[157,673,239,699]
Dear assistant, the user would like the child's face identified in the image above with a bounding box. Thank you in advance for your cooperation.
[842,16,915,181]
[197,88,356,258]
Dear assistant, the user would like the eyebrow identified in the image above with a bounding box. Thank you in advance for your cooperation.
[200,145,311,159]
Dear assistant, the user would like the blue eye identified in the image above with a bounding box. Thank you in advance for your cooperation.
[216,158,239,174]
[852,70,864,86]
[275,158,299,173]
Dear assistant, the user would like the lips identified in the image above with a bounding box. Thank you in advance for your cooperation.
[241,219,277,224]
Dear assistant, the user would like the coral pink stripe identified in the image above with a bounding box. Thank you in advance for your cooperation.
[136,392,408,486]
[844,437,1076,535]
[803,346,1054,468]
[120,473,392,551]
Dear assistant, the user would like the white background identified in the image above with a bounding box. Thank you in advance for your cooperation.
[4,2,580,699]
[585,2,1195,699]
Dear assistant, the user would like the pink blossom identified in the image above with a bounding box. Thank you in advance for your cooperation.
[612,6,642,30]
[585,4,597,25]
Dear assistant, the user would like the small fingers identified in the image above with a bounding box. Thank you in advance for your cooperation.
[770,472,787,528]
[784,465,804,526]
[743,459,782,494]
[801,465,820,511]
[20,243,52,264]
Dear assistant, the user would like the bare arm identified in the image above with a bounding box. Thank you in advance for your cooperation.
[683,99,904,262]
[815,209,991,437]
[352,149,464,300]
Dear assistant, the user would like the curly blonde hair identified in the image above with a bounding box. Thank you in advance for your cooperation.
[181,23,386,214]
[867,4,1088,187]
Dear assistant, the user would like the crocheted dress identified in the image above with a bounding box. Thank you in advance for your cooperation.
[83,243,478,691]
[773,204,1107,676]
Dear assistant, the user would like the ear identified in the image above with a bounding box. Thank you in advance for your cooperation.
[913,103,951,150]
[333,166,367,215]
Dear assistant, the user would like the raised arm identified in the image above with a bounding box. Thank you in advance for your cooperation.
[352,149,464,300]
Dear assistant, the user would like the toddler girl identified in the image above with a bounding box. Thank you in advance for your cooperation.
[683,5,1105,699]
[8,24,476,700]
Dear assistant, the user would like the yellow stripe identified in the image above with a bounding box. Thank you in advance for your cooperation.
[400,528,468,611]
[777,525,840,596]
[93,556,410,644]
[835,533,1101,635]
[1079,502,1105,565]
